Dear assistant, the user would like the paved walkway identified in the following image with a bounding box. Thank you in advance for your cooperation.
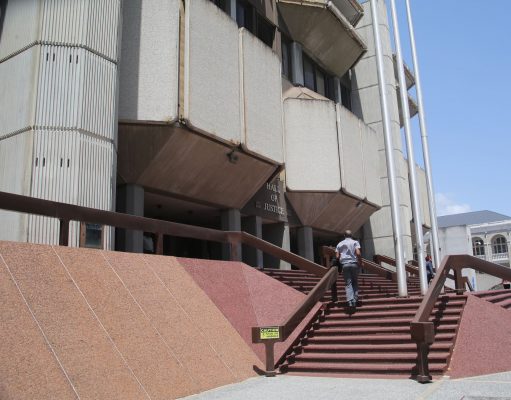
[180,372,511,400]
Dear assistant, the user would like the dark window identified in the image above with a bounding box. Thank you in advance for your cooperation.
[210,0,228,12]
[472,237,485,256]
[492,236,508,254]
[302,54,335,101]
[80,223,103,249]
[341,84,352,110]
[237,1,275,47]
[281,35,292,79]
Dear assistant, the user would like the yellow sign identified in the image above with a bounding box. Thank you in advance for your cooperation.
[260,327,280,340]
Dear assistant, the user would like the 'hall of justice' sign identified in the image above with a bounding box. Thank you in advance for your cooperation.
[241,178,290,223]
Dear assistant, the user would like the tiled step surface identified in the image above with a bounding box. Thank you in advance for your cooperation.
[472,289,511,309]
[261,267,467,379]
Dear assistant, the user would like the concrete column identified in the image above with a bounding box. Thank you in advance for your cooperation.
[221,208,241,261]
[262,222,291,270]
[297,226,314,262]
[116,184,144,253]
[242,216,263,267]
[290,42,304,86]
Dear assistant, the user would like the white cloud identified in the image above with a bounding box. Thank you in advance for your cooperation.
[436,193,471,216]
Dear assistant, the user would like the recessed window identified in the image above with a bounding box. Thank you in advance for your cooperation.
[80,222,103,249]
[281,35,292,79]
[237,1,275,47]
[492,235,508,254]
[209,0,228,12]
[302,54,335,101]
[472,237,485,256]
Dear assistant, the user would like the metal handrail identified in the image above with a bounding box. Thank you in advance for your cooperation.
[410,254,511,382]
[0,190,332,376]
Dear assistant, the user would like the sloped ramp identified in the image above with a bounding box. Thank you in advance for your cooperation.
[0,241,305,399]
[447,295,511,378]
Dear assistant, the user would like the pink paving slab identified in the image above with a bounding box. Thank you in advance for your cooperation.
[447,294,511,378]
[177,258,322,362]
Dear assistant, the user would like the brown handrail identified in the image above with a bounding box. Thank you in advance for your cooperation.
[0,190,327,278]
[322,246,397,281]
[0,190,333,375]
[410,254,511,382]
[374,254,420,276]
[251,266,338,376]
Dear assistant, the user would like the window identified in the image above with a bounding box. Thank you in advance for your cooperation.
[302,54,335,101]
[80,223,103,249]
[281,35,292,79]
[341,83,352,110]
[472,237,485,256]
[209,0,229,12]
[492,235,508,254]
[236,1,275,48]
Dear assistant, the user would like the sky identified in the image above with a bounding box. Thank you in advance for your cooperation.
[392,0,511,217]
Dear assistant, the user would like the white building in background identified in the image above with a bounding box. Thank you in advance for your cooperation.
[0,0,432,267]
[437,211,511,290]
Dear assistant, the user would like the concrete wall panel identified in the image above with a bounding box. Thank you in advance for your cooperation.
[0,0,121,61]
[184,0,242,144]
[34,45,117,140]
[0,46,39,137]
[337,105,365,200]
[118,0,179,122]
[240,29,284,163]
[362,123,383,206]
[0,0,41,60]
[0,132,34,242]
[28,131,115,248]
[284,99,341,191]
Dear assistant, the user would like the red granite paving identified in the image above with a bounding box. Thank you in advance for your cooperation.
[447,295,511,378]
[178,258,322,362]
[0,241,262,399]
[55,246,194,400]
[141,255,262,380]
[0,253,77,400]
[0,241,146,400]
[101,250,239,392]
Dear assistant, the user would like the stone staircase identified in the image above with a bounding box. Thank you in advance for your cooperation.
[262,267,467,378]
[472,289,511,309]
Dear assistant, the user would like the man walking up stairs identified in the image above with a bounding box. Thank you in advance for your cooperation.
[335,230,362,314]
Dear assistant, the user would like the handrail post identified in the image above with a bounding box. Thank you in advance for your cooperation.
[155,233,163,255]
[453,268,465,295]
[59,218,70,246]
[264,341,277,377]
[410,321,434,383]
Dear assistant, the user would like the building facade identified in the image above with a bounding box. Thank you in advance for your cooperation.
[437,211,511,290]
[0,0,431,266]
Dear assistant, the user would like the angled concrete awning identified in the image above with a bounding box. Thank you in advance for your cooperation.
[331,0,364,26]
[397,90,419,127]
[393,54,415,89]
[278,0,367,77]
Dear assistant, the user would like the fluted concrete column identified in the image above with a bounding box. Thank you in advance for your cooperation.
[116,184,144,253]
[242,215,263,268]
[221,208,241,261]
[263,222,291,270]
[297,226,314,262]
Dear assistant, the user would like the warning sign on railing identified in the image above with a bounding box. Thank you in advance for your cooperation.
[259,327,280,340]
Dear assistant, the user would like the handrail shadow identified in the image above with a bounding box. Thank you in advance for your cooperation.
[410,254,511,382]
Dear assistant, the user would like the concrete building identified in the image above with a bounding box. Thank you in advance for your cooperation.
[437,211,511,289]
[0,0,432,266]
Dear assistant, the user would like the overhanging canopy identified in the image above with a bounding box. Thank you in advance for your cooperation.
[278,0,367,77]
